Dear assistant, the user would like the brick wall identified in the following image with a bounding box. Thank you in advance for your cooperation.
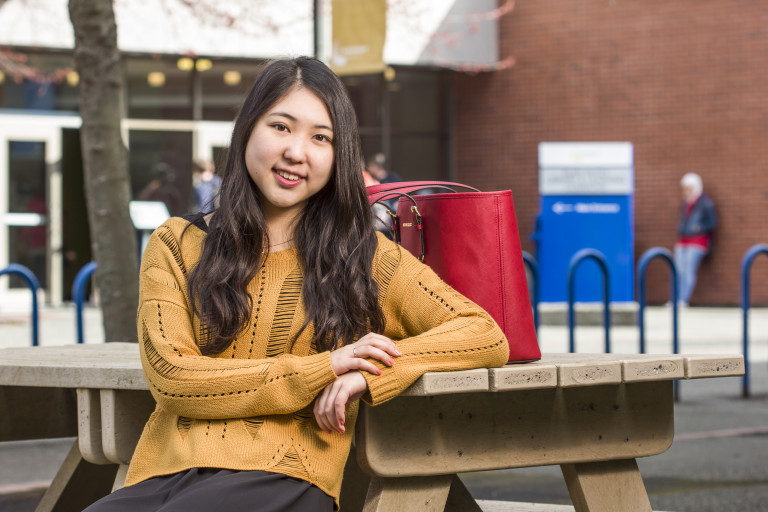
[454,1,768,305]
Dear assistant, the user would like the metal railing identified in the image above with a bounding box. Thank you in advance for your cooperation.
[72,261,98,344]
[522,251,539,332]
[740,244,768,398]
[0,263,40,346]
[637,247,679,355]
[567,249,611,353]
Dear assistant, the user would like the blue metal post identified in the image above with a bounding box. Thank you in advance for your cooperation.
[72,261,98,344]
[0,264,41,346]
[636,248,679,354]
[740,244,768,398]
[522,251,540,332]
[567,249,611,353]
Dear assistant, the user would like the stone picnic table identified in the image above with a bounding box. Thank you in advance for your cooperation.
[0,343,744,512]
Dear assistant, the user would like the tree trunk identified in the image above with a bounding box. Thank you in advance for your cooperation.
[69,0,139,343]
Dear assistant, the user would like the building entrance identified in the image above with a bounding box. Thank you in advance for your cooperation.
[0,112,232,311]
[0,113,81,309]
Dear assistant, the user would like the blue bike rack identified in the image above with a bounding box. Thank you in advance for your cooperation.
[637,248,679,355]
[567,249,611,353]
[0,263,40,346]
[740,244,768,398]
[522,251,540,332]
[72,261,98,344]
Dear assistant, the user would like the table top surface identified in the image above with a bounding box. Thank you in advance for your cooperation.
[0,343,745,394]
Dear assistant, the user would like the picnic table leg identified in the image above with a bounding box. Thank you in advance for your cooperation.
[34,439,118,512]
[444,475,483,512]
[100,389,155,466]
[362,475,453,512]
[561,458,652,512]
[112,465,130,492]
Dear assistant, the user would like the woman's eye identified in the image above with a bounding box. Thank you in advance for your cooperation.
[314,134,332,143]
[272,124,288,132]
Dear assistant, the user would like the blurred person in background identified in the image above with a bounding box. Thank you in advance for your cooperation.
[192,158,222,214]
[675,172,717,306]
[366,152,401,184]
[139,162,184,217]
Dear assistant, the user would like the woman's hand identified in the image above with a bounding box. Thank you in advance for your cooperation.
[330,333,401,376]
[314,371,368,433]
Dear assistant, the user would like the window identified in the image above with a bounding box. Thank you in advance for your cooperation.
[125,57,193,120]
[0,52,78,112]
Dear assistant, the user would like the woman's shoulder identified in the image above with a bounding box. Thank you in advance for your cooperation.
[144,216,205,265]
[154,215,207,238]
[372,231,426,278]
[374,231,398,252]
[373,232,403,262]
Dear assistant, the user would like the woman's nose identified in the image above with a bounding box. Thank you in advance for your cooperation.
[283,136,307,163]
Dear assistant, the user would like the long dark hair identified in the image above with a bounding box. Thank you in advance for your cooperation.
[186,57,384,355]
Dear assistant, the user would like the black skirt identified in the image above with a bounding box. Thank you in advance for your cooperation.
[83,468,335,512]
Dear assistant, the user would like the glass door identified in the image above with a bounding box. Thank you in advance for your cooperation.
[194,121,232,213]
[195,121,233,169]
[0,114,80,308]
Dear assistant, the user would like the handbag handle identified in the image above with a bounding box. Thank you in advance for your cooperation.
[367,181,478,261]
[371,192,425,260]
[372,199,401,244]
[366,181,480,205]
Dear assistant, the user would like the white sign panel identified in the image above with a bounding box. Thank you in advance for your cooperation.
[539,142,634,195]
[129,201,170,231]
[539,142,633,168]
[539,168,634,195]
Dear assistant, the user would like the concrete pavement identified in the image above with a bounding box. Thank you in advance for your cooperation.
[2,304,768,511]
[3,303,766,358]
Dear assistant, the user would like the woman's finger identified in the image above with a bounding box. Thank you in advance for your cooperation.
[356,334,401,357]
[313,389,331,432]
[353,345,395,366]
[353,358,384,376]
[316,384,338,432]
[334,388,349,432]
[352,338,401,357]
[323,383,344,432]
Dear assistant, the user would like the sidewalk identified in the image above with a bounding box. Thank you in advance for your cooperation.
[2,303,766,360]
[2,304,767,511]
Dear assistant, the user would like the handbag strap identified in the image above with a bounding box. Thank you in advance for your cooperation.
[371,193,424,259]
[366,181,480,204]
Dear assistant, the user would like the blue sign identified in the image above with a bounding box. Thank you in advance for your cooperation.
[538,195,634,302]
[537,143,634,303]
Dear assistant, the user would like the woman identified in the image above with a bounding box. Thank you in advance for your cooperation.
[85,57,508,511]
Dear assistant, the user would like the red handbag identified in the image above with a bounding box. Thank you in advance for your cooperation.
[367,181,540,363]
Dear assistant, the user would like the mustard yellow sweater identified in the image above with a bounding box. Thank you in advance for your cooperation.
[125,217,509,505]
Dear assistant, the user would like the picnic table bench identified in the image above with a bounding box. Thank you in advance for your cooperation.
[0,343,744,512]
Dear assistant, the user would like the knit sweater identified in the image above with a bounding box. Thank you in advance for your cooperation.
[124,217,509,506]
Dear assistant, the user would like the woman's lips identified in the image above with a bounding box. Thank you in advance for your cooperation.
[273,169,303,187]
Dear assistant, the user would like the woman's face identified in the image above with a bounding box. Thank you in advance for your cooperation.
[245,87,335,221]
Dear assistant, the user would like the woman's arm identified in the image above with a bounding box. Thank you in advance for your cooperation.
[360,238,510,406]
[139,295,337,420]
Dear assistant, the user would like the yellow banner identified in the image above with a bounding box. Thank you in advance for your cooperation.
[331,0,387,75]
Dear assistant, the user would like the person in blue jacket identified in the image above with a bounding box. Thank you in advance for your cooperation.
[675,173,717,306]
